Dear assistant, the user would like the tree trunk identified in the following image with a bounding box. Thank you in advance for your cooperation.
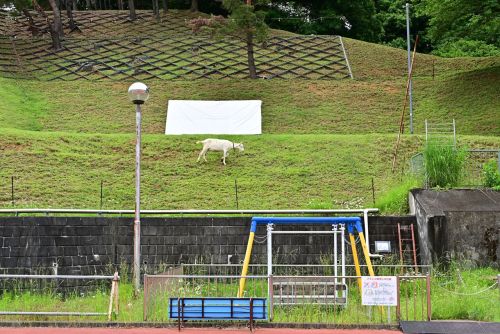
[190,0,198,12]
[162,0,167,13]
[246,32,257,79]
[66,0,77,31]
[128,0,136,20]
[47,0,64,50]
[152,0,159,19]
[118,0,123,10]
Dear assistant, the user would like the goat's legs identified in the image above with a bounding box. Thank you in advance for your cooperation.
[221,149,228,165]
[197,147,209,163]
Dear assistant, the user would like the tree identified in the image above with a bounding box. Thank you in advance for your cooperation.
[374,0,431,52]
[189,0,269,79]
[128,0,136,20]
[190,0,198,12]
[263,0,382,42]
[32,0,64,50]
[419,0,499,56]
[65,0,79,32]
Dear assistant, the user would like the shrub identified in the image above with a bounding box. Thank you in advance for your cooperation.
[424,141,467,188]
[482,159,500,189]
[433,39,500,58]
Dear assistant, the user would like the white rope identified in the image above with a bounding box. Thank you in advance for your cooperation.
[434,281,498,296]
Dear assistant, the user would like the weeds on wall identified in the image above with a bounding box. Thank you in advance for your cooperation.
[423,140,467,188]
[375,177,421,214]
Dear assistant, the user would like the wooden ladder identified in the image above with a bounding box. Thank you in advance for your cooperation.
[397,223,418,273]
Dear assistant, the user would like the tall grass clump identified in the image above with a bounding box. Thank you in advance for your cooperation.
[482,159,500,190]
[424,140,467,188]
[375,176,421,214]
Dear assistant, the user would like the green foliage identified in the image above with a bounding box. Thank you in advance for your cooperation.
[482,159,500,189]
[419,0,500,56]
[424,141,467,188]
[375,177,421,214]
[264,0,382,42]
[220,0,269,43]
[432,39,500,58]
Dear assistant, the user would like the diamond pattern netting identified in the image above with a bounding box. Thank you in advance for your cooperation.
[0,10,351,80]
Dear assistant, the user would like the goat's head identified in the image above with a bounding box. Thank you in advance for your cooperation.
[234,143,244,152]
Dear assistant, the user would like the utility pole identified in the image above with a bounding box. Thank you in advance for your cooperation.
[406,3,414,134]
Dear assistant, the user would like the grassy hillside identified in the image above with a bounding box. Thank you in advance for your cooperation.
[1,128,498,210]
[2,65,499,136]
[0,11,499,210]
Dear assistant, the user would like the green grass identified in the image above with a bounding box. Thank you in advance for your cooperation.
[0,78,49,131]
[3,70,499,136]
[424,141,468,188]
[374,176,422,214]
[0,128,498,210]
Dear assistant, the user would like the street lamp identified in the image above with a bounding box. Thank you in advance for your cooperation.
[128,82,149,292]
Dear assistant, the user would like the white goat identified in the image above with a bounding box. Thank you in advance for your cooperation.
[196,138,244,165]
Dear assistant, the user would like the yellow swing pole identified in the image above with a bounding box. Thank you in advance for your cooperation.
[238,221,257,297]
[358,231,375,277]
[349,232,362,291]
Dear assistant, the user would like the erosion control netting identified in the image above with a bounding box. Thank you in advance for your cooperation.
[0,11,352,81]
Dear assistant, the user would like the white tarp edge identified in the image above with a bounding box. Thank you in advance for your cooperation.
[165,100,262,135]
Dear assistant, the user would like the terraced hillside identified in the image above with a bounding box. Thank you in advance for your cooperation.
[0,10,499,211]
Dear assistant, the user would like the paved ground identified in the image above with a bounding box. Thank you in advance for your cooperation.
[0,328,402,334]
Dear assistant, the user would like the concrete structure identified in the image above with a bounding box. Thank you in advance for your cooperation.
[409,189,500,267]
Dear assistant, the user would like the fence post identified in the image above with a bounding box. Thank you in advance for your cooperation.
[497,151,500,173]
[143,274,148,321]
[426,274,432,321]
[114,272,120,316]
[268,275,274,321]
[396,275,401,321]
[11,176,14,206]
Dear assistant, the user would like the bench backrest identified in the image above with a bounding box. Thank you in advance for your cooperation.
[169,297,267,320]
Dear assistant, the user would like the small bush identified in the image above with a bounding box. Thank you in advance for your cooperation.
[482,159,500,189]
[424,141,467,188]
[433,39,500,58]
[375,177,421,214]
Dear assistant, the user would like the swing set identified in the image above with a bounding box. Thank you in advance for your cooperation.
[237,216,377,299]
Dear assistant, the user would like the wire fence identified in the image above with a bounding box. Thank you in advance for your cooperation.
[0,273,119,321]
[410,149,500,188]
[143,274,431,324]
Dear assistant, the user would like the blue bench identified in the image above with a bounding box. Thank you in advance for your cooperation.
[169,297,267,331]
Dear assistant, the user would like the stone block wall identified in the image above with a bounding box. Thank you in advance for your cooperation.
[0,216,416,275]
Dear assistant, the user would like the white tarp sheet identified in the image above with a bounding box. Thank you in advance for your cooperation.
[165,100,262,135]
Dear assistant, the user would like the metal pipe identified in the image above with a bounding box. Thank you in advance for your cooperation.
[363,209,383,258]
[134,103,142,293]
[268,275,273,321]
[406,3,413,134]
[333,225,338,284]
[339,36,353,79]
[0,208,379,215]
[271,230,339,234]
[267,224,273,276]
[0,274,116,279]
[0,312,107,316]
[340,224,346,287]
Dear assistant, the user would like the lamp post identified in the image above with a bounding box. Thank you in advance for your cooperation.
[128,82,149,292]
